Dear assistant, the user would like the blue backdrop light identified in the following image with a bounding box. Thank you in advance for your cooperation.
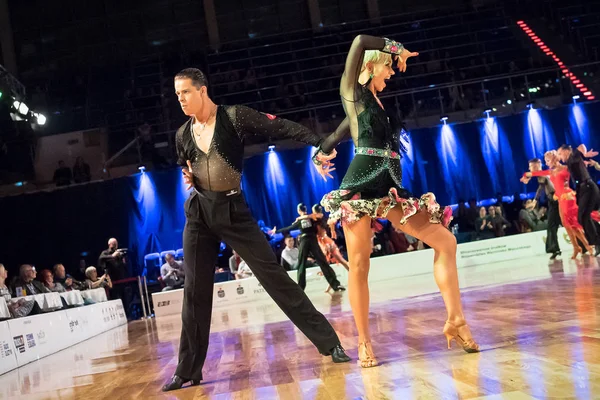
[121,102,600,267]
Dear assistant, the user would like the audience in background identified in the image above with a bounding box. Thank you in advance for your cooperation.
[235,260,253,280]
[53,160,72,187]
[491,206,511,237]
[281,236,301,270]
[53,263,86,291]
[475,207,495,240]
[72,156,91,183]
[520,199,548,232]
[229,250,243,275]
[160,253,185,291]
[10,264,50,296]
[40,269,66,293]
[85,266,112,289]
[0,264,11,302]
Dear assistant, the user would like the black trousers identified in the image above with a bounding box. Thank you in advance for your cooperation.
[296,235,341,290]
[546,198,561,254]
[175,189,340,381]
[576,180,600,246]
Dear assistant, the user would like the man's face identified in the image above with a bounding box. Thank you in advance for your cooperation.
[285,237,295,249]
[21,265,35,282]
[174,78,205,117]
[557,148,569,163]
[109,239,118,250]
[56,265,66,279]
[166,255,176,266]
[529,162,542,172]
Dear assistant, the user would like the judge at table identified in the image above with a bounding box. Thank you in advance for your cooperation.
[10,264,49,296]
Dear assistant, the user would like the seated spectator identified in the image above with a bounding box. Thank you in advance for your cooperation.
[72,156,91,183]
[40,269,66,293]
[10,264,50,296]
[53,160,72,186]
[0,263,11,302]
[1,264,39,318]
[281,236,300,270]
[229,250,242,274]
[53,263,86,291]
[405,234,424,251]
[235,260,253,280]
[388,227,411,253]
[85,266,112,289]
[475,207,495,240]
[519,199,547,232]
[160,253,185,291]
[491,206,511,237]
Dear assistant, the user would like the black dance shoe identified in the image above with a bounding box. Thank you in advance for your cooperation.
[333,285,346,292]
[549,251,561,260]
[322,344,351,363]
[161,375,201,392]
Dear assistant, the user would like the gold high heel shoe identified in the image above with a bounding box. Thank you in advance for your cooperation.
[443,321,480,353]
[357,341,378,368]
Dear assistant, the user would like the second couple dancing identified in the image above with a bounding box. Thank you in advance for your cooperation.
[522,146,600,258]
[163,33,479,392]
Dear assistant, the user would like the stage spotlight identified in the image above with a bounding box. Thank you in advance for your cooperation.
[35,113,47,126]
[0,91,3,99]
[484,108,492,119]
[440,116,449,124]
[268,144,276,152]
[527,102,535,109]
[13,100,29,115]
[138,165,146,173]
[506,99,512,105]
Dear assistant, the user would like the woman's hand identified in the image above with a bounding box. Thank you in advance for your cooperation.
[395,49,419,73]
[183,160,194,190]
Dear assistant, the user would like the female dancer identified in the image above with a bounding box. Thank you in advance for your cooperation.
[312,35,479,367]
[312,205,350,292]
[524,150,597,258]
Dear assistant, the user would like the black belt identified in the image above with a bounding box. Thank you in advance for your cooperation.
[193,186,242,200]
[576,179,593,187]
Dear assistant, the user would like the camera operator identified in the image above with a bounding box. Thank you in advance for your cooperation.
[98,238,127,281]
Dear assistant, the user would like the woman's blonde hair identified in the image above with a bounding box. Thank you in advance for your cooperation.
[544,150,559,164]
[361,50,393,73]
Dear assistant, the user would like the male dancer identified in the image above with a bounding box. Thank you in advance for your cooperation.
[274,203,345,291]
[521,158,561,259]
[163,68,349,392]
[557,144,600,256]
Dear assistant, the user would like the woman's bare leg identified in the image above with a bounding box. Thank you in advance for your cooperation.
[343,216,378,366]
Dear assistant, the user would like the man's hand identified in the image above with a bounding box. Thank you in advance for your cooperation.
[112,251,121,258]
[183,160,194,190]
[65,277,73,287]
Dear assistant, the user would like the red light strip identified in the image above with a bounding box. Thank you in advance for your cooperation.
[518,21,594,100]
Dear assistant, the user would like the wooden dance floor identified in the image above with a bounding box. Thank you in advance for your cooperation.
[2,254,600,399]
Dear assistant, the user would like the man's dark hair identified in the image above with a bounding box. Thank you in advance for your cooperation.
[284,235,294,240]
[174,68,208,89]
[559,144,572,151]
[528,158,541,164]
[297,203,307,213]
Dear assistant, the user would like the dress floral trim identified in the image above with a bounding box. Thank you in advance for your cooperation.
[321,187,453,228]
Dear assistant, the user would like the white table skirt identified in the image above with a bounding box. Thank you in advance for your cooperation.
[8,292,63,311]
[60,290,84,306]
[0,297,10,319]
[80,288,108,303]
